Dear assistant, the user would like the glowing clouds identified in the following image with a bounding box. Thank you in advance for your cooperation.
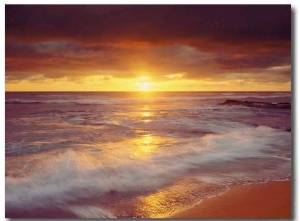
[5,5,291,91]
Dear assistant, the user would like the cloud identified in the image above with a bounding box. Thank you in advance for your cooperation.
[5,5,291,87]
[5,40,290,85]
[6,5,290,45]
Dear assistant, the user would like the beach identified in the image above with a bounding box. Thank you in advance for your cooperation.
[173,180,291,219]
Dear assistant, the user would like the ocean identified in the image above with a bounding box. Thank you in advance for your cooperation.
[5,91,291,218]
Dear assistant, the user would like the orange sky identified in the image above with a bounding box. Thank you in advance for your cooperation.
[5,5,291,91]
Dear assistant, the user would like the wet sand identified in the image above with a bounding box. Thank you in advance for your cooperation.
[172,181,291,219]
[6,181,291,218]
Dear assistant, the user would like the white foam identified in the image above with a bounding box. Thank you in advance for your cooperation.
[5,126,291,211]
[63,205,116,218]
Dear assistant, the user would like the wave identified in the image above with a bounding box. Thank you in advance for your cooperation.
[5,99,43,105]
[5,126,291,213]
[63,205,116,218]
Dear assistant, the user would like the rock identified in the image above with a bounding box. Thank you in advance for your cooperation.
[220,99,291,109]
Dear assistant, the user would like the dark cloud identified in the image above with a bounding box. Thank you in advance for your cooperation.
[214,51,290,70]
[5,5,291,86]
[5,5,290,44]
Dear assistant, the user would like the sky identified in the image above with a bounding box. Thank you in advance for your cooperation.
[5,5,291,91]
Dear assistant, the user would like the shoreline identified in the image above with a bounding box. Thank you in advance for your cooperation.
[6,180,291,219]
[172,180,291,219]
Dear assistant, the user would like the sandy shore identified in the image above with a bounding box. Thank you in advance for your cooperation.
[6,181,291,218]
[172,180,291,219]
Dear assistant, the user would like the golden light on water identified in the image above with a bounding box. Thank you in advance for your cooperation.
[141,112,151,117]
[139,105,153,122]
[139,190,169,218]
[137,180,199,218]
[141,111,153,123]
[132,134,157,157]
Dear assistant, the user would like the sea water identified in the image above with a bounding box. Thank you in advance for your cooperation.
[5,92,291,218]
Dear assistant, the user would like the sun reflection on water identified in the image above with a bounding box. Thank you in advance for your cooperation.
[140,105,153,123]
[138,190,170,218]
[136,179,208,218]
[141,111,153,123]
[141,111,151,118]
[132,134,158,157]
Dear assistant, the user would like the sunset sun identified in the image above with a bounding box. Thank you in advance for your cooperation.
[140,82,149,91]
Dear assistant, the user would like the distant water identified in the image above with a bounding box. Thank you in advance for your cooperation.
[5,92,291,218]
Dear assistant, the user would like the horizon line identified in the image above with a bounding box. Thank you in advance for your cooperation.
[5,90,291,93]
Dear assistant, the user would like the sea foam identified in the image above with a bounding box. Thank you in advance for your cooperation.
[6,126,290,211]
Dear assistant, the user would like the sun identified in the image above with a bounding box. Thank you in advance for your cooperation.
[136,76,153,91]
[140,82,149,91]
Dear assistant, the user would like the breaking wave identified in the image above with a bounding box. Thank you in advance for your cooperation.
[6,126,290,211]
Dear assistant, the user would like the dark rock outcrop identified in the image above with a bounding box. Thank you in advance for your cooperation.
[220,99,291,109]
